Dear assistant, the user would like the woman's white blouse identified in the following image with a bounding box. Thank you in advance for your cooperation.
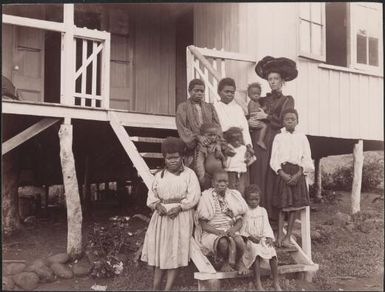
[213,100,252,146]
[270,128,314,174]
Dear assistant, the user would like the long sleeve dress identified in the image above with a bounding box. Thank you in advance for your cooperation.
[141,166,201,269]
[248,91,295,220]
[240,206,277,269]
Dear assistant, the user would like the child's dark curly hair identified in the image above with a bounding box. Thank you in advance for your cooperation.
[200,122,220,135]
[244,184,262,200]
[247,82,262,95]
[223,127,243,143]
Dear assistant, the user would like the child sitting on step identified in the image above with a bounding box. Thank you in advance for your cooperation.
[195,170,249,274]
[241,184,281,291]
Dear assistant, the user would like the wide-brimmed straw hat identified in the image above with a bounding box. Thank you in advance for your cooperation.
[255,56,298,81]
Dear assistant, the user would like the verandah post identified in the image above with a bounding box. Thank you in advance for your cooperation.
[351,140,364,214]
[58,120,83,258]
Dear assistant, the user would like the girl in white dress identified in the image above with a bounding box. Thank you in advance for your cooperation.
[241,184,281,291]
[141,137,201,290]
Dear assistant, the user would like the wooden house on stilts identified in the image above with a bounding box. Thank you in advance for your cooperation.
[2,3,383,289]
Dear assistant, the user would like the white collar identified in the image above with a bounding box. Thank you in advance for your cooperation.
[280,127,299,134]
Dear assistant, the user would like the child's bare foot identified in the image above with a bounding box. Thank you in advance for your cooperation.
[254,281,265,291]
[257,141,267,150]
[236,261,249,275]
[220,262,235,272]
[273,281,282,291]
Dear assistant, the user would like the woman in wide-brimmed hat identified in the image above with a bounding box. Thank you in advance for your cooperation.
[248,56,297,222]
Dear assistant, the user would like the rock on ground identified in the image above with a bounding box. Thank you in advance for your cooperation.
[72,258,91,277]
[50,263,74,279]
[4,263,27,276]
[13,272,39,291]
[334,211,352,226]
[2,276,15,290]
[27,265,55,283]
[47,253,69,265]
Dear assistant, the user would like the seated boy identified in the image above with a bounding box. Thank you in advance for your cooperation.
[195,170,249,274]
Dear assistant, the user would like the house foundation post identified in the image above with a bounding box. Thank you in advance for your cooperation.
[351,140,364,214]
[58,121,83,258]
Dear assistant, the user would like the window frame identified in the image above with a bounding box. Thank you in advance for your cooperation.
[297,2,326,62]
[348,2,383,73]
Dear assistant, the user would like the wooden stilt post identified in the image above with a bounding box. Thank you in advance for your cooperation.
[83,155,91,215]
[2,151,21,235]
[351,140,364,214]
[314,158,322,200]
[58,121,83,258]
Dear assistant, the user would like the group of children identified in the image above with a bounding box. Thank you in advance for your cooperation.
[142,75,313,290]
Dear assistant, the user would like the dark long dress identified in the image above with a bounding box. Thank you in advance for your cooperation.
[249,91,295,221]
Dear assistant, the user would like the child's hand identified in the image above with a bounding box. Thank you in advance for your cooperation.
[265,237,274,247]
[155,203,167,216]
[249,236,262,244]
[167,206,182,219]
[215,230,227,237]
[246,144,255,155]
[278,170,291,183]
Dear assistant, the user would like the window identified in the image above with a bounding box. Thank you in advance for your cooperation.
[302,3,382,72]
[298,2,326,61]
[349,3,382,70]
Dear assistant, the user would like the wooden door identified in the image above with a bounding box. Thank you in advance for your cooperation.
[108,10,134,110]
[11,26,45,102]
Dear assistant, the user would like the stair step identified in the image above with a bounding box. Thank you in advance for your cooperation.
[194,264,318,280]
[131,136,165,143]
[276,246,299,253]
[140,152,163,159]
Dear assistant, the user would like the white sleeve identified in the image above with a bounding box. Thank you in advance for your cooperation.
[270,135,281,174]
[300,135,314,174]
[239,107,252,145]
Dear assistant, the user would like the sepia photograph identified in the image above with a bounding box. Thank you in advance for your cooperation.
[1,2,383,291]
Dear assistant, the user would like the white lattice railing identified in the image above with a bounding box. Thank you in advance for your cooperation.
[186,45,256,104]
[73,31,110,108]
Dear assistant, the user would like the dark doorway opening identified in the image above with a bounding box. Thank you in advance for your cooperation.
[175,9,194,109]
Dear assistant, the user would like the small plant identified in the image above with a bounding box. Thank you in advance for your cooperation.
[322,157,384,192]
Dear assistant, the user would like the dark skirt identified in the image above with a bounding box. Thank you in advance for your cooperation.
[272,163,310,210]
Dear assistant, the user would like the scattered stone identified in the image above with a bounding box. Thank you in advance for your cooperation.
[27,259,49,270]
[27,264,55,283]
[47,253,69,265]
[51,263,74,279]
[72,258,91,277]
[2,276,15,290]
[24,216,37,225]
[4,263,27,276]
[344,223,355,232]
[13,272,39,291]
[115,253,128,264]
[334,212,352,226]
[357,221,372,234]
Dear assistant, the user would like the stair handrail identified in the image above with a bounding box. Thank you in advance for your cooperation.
[188,45,222,82]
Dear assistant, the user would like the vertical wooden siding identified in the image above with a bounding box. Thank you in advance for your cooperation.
[134,10,176,115]
[294,60,383,141]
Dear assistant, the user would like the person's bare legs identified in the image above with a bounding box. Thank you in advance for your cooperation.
[282,211,296,247]
[252,256,264,290]
[217,237,235,272]
[233,235,248,275]
[256,123,267,150]
[269,256,281,291]
[164,268,178,291]
[153,267,165,290]
[276,210,285,247]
